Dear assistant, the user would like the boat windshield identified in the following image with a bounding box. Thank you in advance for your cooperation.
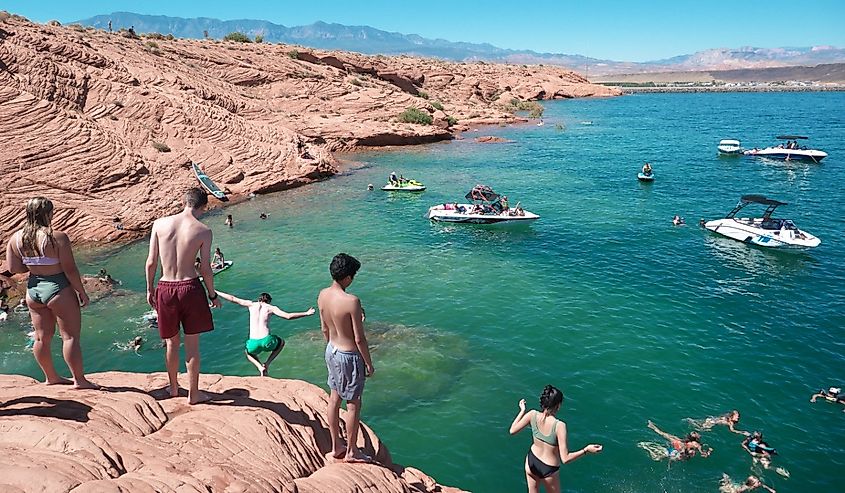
[760,218,784,230]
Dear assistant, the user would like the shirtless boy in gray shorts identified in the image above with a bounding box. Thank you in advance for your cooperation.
[318,253,374,462]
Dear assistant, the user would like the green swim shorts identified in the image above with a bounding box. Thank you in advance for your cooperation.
[245,334,282,355]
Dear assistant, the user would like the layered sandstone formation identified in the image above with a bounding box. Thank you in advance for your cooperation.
[0,14,618,249]
[0,371,466,492]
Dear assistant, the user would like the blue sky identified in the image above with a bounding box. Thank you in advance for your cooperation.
[3,0,843,61]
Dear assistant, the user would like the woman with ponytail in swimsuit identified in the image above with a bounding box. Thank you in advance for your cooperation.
[509,385,603,492]
[5,197,97,389]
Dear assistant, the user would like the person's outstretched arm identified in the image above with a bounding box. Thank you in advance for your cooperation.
[216,291,251,307]
[508,399,532,435]
[271,305,315,320]
[557,421,602,464]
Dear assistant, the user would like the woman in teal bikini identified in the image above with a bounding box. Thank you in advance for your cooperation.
[5,197,97,389]
[509,385,603,492]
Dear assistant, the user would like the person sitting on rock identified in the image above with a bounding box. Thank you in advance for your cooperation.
[216,290,315,376]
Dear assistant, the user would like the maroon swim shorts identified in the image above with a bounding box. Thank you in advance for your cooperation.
[155,278,214,339]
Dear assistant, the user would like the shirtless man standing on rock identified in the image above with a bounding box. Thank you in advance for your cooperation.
[145,188,221,404]
[318,253,374,463]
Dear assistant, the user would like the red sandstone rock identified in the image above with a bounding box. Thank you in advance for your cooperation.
[0,372,467,492]
[0,17,618,252]
[474,136,511,143]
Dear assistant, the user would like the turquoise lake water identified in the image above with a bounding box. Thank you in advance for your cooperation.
[1,92,844,492]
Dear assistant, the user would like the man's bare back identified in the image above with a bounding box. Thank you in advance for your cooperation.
[318,285,362,353]
[150,213,213,282]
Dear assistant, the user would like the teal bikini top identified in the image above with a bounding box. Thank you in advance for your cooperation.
[531,413,558,446]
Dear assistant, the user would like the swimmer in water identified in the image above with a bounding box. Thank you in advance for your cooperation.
[259,213,268,220]
[719,474,776,493]
[686,410,749,435]
[810,387,845,412]
[130,336,143,354]
[643,420,712,461]
[742,431,788,476]
[672,215,686,226]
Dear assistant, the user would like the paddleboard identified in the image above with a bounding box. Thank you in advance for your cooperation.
[638,173,655,182]
[192,162,229,201]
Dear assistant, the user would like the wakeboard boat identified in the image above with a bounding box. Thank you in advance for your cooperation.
[703,195,820,249]
[743,135,827,162]
[426,185,539,225]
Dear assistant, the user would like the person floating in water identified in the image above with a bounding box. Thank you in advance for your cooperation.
[130,336,143,354]
[642,162,653,176]
[641,420,712,461]
[810,387,845,411]
[509,385,602,492]
[672,215,686,226]
[686,410,748,435]
[224,215,233,228]
[212,247,225,270]
[217,290,315,376]
[367,184,374,191]
[742,431,787,476]
[719,473,776,493]
[259,213,268,220]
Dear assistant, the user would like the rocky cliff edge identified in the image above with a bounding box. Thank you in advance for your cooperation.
[0,371,467,492]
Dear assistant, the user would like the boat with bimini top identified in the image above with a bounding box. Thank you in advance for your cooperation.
[426,185,539,225]
[743,136,827,163]
[703,195,820,249]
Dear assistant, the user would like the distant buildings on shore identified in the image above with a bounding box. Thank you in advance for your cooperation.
[599,80,845,93]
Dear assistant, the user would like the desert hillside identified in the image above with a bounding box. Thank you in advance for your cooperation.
[0,13,618,250]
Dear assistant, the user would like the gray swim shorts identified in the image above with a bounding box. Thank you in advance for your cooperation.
[325,342,365,400]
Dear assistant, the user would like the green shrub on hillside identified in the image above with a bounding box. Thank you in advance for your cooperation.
[145,32,165,40]
[417,90,429,100]
[254,34,264,43]
[224,32,251,43]
[288,50,300,59]
[446,115,458,126]
[145,41,159,49]
[431,101,444,111]
[399,108,433,125]
[507,98,544,118]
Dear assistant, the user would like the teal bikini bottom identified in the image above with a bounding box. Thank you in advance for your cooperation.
[27,273,71,305]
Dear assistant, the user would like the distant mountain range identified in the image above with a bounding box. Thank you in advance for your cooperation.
[75,12,845,77]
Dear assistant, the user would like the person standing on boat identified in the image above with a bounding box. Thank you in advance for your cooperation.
[389,171,399,186]
[4,197,98,389]
[509,385,603,492]
[642,162,653,175]
[145,188,221,405]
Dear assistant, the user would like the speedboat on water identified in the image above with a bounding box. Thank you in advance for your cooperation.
[382,179,426,192]
[743,135,827,162]
[426,185,539,225]
[718,139,743,156]
[703,195,820,249]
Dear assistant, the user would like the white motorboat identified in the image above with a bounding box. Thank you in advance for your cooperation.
[743,135,827,162]
[704,195,820,249]
[718,139,742,156]
[426,185,539,225]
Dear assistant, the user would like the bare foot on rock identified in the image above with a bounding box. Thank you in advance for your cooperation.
[189,390,212,405]
[45,377,73,385]
[344,449,374,464]
[73,379,100,390]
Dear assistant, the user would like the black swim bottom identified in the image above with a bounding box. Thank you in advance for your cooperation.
[527,449,560,478]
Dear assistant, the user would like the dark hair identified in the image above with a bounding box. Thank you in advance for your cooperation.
[539,385,563,410]
[685,432,701,443]
[184,188,208,209]
[258,293,272,303]
[330,253,361,281]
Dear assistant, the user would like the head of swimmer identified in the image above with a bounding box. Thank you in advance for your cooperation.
[183,188,209,216]
[729,410,740,422]
[539,385,563,414]
[258,292,272,303]
[330,253,361,289]
[684,431,702,443]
